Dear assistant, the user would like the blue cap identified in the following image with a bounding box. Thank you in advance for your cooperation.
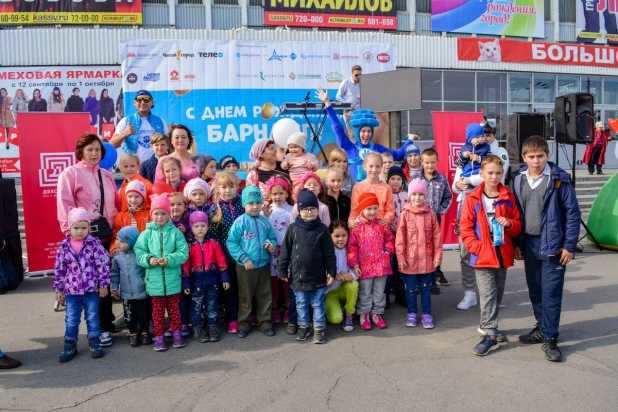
[404,143,420,156]
[135,90,152,99]
[117,226,140,249]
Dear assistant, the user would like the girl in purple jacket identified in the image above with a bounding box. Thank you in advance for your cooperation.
[53,207,111,362]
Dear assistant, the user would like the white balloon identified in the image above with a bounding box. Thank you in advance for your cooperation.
[272,118,301,148]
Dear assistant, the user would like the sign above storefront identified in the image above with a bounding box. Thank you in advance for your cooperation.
[431,0,544,38]
[458,37,618,69]
[576,0,618,45]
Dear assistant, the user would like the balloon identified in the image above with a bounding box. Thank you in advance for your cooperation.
[149,182,175,197]
[99,142,118,170]
[608,118,618,134]
[272,118,301,149]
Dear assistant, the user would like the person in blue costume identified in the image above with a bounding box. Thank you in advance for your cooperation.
[316,87,416,181]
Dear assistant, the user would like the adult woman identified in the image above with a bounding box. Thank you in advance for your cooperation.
[27,88,47,112]
[246,139,289,201]
[48,87,65,112]
[0,88,13,135]
[115,88,124,123]
[12,89,29,123]
[98,89,115,134]
[583,121,612,175]
[56,134,120,347]
[154,124,199,183]
[83,89,99,126]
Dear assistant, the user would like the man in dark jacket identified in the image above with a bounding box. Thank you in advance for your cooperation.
[65,88,84,113]
[278,189,337,344]
[512,136,581,362]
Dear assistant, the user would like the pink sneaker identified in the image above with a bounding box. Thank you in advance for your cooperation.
[371,313,387,329]
[272,310,282,324]
[360,313,372,331]
[227,320,238,334]
[283,310,289,324]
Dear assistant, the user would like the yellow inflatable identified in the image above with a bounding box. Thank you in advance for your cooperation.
[586,173,618,250]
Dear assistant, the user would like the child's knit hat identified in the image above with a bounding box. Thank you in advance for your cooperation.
[297,188,319,211]
[408,178,427,196]
[387,166,406,183]
[299,171,323,192]
[356,192,379,214]
[183,178,211,200]
[189,211,208,227]
[150,193,171,216]
[242,185,263,207]
[404,143,421,156]
[219,155,239,170]
[67,207,89,229]
[287,132,307,150]
[126,180,147,200]
[117,226,139,248]
[193,154,216,177]
[249,138,272,168]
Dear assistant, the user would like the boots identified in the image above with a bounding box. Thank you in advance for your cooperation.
[192,326,209,343]
[89,337,104,358]
[59,339,78,362]
[208,325,221,342]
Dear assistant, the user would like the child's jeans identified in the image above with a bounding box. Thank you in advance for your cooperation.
[325,281,359,324]
[64,292,101,341]
[356,276,387,315]
[123,297,152,334]
[475,268,507,336]
[190,284,219,328]
[294,288,326,329]
[401,273,433,315]
[152,294,182,337]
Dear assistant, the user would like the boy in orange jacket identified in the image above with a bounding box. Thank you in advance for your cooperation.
[460,155,521,356]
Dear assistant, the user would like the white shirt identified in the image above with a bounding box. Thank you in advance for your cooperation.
[482,193,498,229]
[115,115,168,163]
[521,163,551,190]
[336,78,361,110]
[265,203,294,245]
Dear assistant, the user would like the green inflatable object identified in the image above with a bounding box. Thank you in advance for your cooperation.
[587,173,618,250]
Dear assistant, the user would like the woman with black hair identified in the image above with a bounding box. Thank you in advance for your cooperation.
[28,88,47,112]
[98,88,115,134]
[48,87,65,112]
[65,88,84,112]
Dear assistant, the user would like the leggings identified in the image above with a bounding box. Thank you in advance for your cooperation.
[151,294,182,337]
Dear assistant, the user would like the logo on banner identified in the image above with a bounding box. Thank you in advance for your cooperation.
[326,72,343,83]
[163,50,195,60]
[143,73,161,82]
[127,52,136,58]
[268,49,288,61]
[198,52,224,58]
[236,52,261,58]
[289,73,321,80]
[363,52,373,61]
[300,54,330,59]
[259,72,285,81]
[449,143,464,171]
[184,74,196,80]
[377,53,391,63]
[170,70,179,81]
[126,73,138,84]
[38,152,75,188]
[128,53,158,59]
[333,53,358,60]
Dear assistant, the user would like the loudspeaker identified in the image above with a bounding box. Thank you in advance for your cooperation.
[506,112,546,175]
[555,93,594,144]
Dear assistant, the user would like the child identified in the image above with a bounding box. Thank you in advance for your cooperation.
[396,179,443,329]
[118,153,152,213]
[324,168,351,224]
[349,152,395,227]
[226,186,277,338]
[170,192,191,239]
[460,156,522,356]
[194,154,218,192]
[161,157,187,193]
[262,175,294,324]
[110,180,151,255]
[139,132,169,183]
[402,143,422,182]
[347,192,395,330]
[220,155,246,193]
[512,136,580,362]
[327,147,356,197]
[134,194,189,352]
[184,178,213,216]
[379,152,394,182]
[53,207,110,362]
[290,171,331,227]
[385,166,408,308]
[278,189,337,344]
[209,171,244,333]
[281,132,319,200]
[457,123,491,184]
[182,211,230,343]
[110,226,152,347]
[325,221,359,332]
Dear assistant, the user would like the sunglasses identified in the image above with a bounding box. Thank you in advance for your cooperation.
[480,120,496,127]
[354,74,361,78]
[135,97,152,103]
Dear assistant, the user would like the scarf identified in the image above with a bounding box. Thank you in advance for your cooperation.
[295,216,322,230]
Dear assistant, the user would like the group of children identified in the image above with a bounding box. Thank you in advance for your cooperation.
[53,120,579,363]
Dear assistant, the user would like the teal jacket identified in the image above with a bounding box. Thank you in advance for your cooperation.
[134,220,189,297]
[226,213,277,269]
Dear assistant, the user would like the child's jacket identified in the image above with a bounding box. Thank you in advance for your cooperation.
[460,183,522,269]
[53,234,110,295]
[347,218,395,280]
[396,204,443,275]
[226,213,277,269]
[182,234,230,290]
[110,249,147,300]
[134,221,189,297]
[110,208,151,254]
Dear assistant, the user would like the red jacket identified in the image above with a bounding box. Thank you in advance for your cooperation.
[460,183,522,269]
[181,235,230,289]
[109,208,151,254]
[395,204,443,275]
[582,130,612,165]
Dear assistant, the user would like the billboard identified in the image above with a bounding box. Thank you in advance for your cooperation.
[431,0,544,38]
[0,66,123,176]
[120,40,396,161]
[0,0,141,25]
[264,0,396,30]
[576,0,618,45]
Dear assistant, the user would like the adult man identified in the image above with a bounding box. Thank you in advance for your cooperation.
[582,121,612,175]
[110,90,168,164]
[336,65,362,110]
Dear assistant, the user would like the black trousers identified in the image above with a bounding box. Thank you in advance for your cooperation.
[123,297,152,334]
[588,146,602,173]
[99,240,116,333]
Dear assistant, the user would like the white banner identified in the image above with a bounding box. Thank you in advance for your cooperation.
[121,40,396,160]
[0,66,123,176]
[576,0,618,45]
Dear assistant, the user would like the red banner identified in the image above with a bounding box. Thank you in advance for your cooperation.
[18,113,91,273]
[458,37,618,69]
[432,111,484,247]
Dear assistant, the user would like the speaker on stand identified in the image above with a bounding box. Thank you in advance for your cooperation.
[506,112,546,178]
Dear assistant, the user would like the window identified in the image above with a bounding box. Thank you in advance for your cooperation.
[444,102,475,112]
[558,76,579,96]
[509,73,531,102]
[604,78,618,105]
[213,0,239,4]
[421,70,442,101]
[559,0,576,23]
[416,0,430,13]
[477,72,507,102]
[397,0,406,11]
[443,71,475,101]
[534,75,556,103]
[509,104,532,113]
[408,102,441,140]
[477,103,507,139]
[582,76,602,104]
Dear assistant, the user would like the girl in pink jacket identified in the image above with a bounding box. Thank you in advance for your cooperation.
[347,192,394,331]
[396,179,443,329]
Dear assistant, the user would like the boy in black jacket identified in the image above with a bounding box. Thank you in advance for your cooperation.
[279,189,337,344]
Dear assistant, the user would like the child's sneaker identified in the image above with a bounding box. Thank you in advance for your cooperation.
[371,313,387,329]
[343,312,354,332]
[88,337,104,358]
[172,331,185,348]
[287,323,298,335]
[283,311,289,324]
[164,329,173,339]
[272,310,282,324]
[140,332,153,345]
[421,314,434,329]
[154,336,167,351]
[227,321,238,334]
[472,335,499,356]
[477,327,505,342]
[100,332,113,347]
[457,291,478,310]
[295,326,311,341]
[192,326,209,343]
[129,333,140,347]
[181,325,191,337]
[313,328,326,344]
[208,325,221,342]
[360,313,372,331]
[406,313,417,327]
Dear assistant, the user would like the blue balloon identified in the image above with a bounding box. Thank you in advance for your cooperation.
[99,142,118,170]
